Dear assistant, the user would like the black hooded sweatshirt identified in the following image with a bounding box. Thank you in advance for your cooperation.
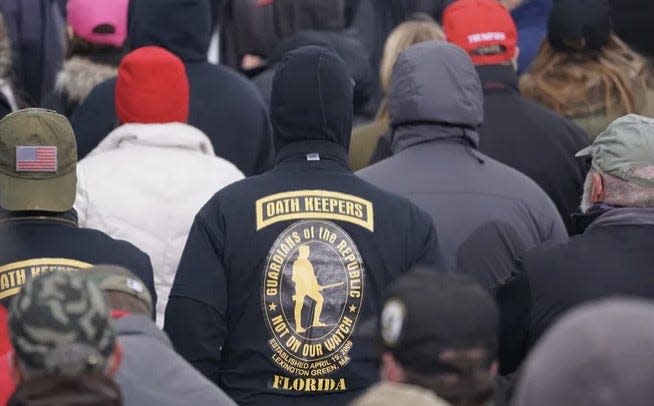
[165,46,443,406]
[70,0,274,176]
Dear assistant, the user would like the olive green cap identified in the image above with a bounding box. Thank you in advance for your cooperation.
[87,265,153,315]
[576,114,654,187]
[0,108,77,212]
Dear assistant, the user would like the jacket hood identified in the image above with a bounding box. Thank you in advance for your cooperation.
[274,30,373,113]
[128,0,211,62]
[271,46,354,151]
[389,41,483,140]
[87,123,215,158]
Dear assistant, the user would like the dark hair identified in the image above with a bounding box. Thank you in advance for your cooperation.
[67,29,125,61]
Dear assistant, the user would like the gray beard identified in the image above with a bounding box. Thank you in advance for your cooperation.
[580,174,593,214]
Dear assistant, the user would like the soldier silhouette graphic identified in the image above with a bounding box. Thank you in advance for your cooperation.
[291,245,345,333]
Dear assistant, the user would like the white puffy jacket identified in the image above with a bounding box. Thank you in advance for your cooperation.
[76,123,244,324]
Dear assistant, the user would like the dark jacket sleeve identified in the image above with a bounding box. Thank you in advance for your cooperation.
[496,269,531,375]
[164,207,228,384]
[408,207,446,271]
[70,79,118,159]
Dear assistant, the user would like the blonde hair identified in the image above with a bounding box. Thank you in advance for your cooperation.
[377,17,445,120]
[520,35,652,120]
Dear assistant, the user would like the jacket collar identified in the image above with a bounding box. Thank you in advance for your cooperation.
[570,204,654,234]
[0,209,79,227]
[476,64,519,95]
[275,140,350,169]
[87,123,216,158]
[587,207,654,231]
[111,314,172,348]
[391,123,480,154]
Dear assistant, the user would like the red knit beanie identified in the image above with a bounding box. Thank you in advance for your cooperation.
[115,46,189,124]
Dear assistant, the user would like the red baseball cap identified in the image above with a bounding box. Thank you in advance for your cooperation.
[443,0,518,65]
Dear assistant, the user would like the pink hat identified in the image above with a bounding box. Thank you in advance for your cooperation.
[67,0,129,47]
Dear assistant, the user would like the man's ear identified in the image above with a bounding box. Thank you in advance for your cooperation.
[590,172,605,204]
[106,342,123,377]
[381,352,406,383]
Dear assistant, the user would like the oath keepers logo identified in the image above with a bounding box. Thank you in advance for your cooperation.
[262,220,365,393]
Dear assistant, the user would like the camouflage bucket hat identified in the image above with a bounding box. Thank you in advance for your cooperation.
[8,272,115,376]
[0,108,78,211]
[86,264,153,316]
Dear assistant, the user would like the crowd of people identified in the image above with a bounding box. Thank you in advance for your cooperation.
[0,0,653,405]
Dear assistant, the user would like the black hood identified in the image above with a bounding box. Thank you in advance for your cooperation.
[271,46,354,151]
[273,30,373,113]
[128,0,212,63]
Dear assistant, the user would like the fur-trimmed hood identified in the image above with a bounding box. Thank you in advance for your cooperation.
[55,57,117,103]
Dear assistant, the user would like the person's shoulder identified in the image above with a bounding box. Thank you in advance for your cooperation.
[75,226,149,262]
[187,62,265,101]
[522,234,583,276]
[194,174,266,216]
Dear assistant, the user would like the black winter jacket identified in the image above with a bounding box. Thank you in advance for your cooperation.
[70,0,274,176]
[165,46,443,406]
[477,65,589,234]
[0,210,156,309]
[498,207,654,375]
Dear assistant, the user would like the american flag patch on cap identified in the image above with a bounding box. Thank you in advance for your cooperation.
[15,146,58,173]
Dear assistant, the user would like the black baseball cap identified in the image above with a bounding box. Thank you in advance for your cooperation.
[548,0,612,53]
[367,268,499,375]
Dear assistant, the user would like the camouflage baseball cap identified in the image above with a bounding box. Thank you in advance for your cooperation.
[86,265,153,315]
[576,114,654,187]
[0,108,78,211]
[8,272,115,377]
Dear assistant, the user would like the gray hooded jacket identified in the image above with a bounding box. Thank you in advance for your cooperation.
[114,314,236,406]
[358,42,567,273]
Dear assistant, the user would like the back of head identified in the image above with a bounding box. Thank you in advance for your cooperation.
[87,265,153,317]
[547,0,611,54]
[442,0,517,66]
[115,46,189,125]
[67,0,130,48]
[389,41,483,130]
[514,299,654,406]
[577,114,654,210]
[380,17,445,94]
[8,272,115,378]
[274,30,373,114]
[128,0,211,62]
[271,45,354,151]
[520,0,650,118]
[0,109,77,212]
[379,268,498,405]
